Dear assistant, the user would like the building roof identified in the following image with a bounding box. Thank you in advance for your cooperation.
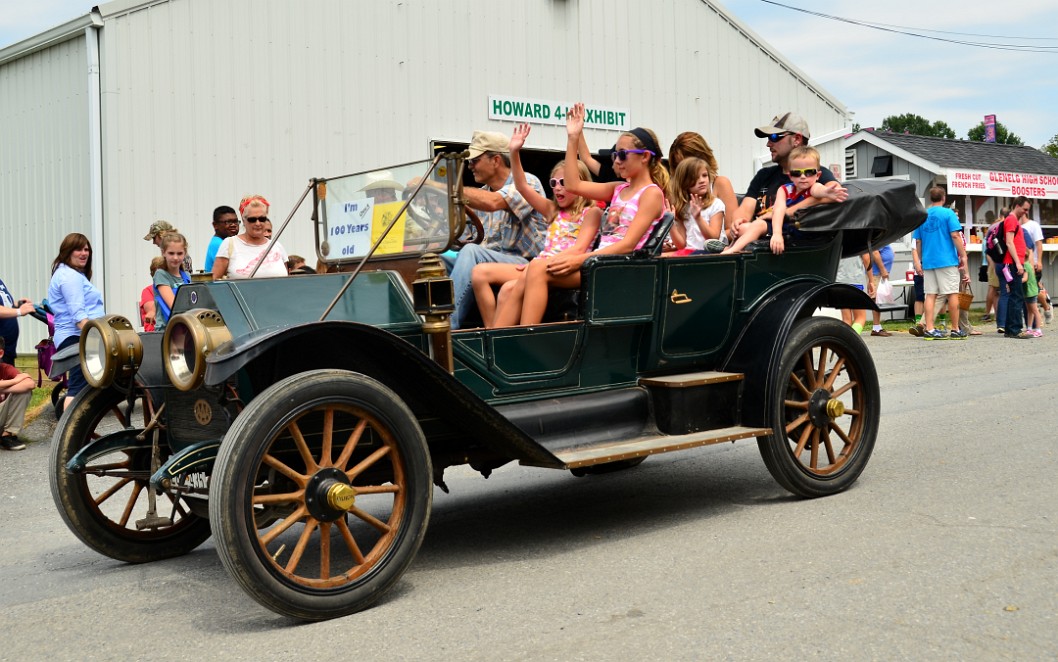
[854,129,1058,175]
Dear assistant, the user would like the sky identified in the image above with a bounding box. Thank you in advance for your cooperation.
[721,0,1058,148]
[2,0,1057,149]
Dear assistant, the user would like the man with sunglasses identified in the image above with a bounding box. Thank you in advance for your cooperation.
[442,130,547,329]
[730,112,846,235]
[204,205,239,272]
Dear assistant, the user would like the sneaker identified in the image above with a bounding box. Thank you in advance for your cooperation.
[949,329,969,340]
[908,323,925,337]
[1046,309,1053,324]
[870,329,892,337]
[997,327,1005,334]
[1005,331,1031,339]
[1029,329,1043,338]
[703,239,726,253]
[981,314,994,322]
[923,329,947,340]
[0,435,26,451]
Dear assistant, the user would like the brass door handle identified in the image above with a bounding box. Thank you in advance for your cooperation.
[670,290,692,304]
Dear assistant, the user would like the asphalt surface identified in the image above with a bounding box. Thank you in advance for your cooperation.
[1,325,1056,661]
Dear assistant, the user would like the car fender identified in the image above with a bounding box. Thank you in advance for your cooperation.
[204,321,561,467]
[721,281,876,428]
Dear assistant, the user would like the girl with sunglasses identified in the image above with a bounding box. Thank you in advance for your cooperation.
[475,123,602,327]
[512,103,667,326]
[664,157,726,255]
[211,194,289,280]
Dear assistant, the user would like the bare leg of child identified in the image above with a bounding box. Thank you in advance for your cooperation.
[491,279,525,328]
[520,258,581,326]
[722,219,768,254]
[472,262,523,328]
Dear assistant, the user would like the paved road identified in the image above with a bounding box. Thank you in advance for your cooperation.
[1,329,1055,661]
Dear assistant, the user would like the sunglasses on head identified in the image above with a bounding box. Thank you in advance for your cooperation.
[789,168,819,178]
[611,148,653,162]
[549,177,565,188]
[766,132,791,142]
[244,216,269,224]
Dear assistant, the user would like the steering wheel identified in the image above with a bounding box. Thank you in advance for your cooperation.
[455,208,484,248]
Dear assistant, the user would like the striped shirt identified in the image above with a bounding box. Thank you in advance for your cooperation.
[475,172,548,259]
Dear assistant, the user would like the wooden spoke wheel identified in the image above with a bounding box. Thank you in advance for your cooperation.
[210,370,431,621]
[757,317,879,497]
[49,386,211,562]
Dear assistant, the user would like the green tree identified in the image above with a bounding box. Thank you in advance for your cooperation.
[967,121,1023,145]
[1041,134,1058,158]
[880,113,956,139]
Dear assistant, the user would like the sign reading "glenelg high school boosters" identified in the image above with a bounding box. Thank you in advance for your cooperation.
[488,95,630,131]
[948,168,1058,200]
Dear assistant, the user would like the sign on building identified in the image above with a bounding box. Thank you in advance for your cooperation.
[948,168,1058,200]
[488,95,630,131]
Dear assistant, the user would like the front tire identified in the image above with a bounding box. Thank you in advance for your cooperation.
[757,317,879,497]
[209,370,432,621]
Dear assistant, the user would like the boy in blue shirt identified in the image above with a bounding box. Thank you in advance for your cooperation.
[912,187,968,339]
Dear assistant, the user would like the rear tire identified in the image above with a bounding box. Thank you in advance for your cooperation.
[757,317,879,497]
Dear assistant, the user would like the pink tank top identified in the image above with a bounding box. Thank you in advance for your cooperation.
[599,183,663,250]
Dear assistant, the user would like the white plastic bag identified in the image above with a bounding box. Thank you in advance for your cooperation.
[876,278,894,304]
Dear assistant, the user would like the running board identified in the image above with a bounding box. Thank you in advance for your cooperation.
[522,426,771,469]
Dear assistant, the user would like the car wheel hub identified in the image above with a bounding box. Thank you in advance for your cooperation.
[807,388,840,427]
[304,468,357,522]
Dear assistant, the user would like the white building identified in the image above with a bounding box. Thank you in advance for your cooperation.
[0,0,851,354]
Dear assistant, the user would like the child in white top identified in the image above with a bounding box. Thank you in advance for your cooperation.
[665,157,725,254]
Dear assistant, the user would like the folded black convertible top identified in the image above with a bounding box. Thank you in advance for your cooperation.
[793,179,926,258]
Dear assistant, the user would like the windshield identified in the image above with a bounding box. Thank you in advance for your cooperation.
[317,159,455,264]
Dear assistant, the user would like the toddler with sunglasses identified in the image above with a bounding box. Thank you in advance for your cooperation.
[721,146,838,256]
[767,146,844,255]
[475,123,602,327]
[502,104,666,327]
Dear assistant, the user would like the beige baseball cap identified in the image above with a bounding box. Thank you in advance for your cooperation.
[754,112,811,140]
[467,131,510,159]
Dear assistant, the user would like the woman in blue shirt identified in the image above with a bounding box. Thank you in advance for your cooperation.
[47,233,104,407]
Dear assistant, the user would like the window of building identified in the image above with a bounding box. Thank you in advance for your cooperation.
[870,155,893,177]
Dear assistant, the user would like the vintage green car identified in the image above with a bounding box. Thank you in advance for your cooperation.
[50,153,923,620]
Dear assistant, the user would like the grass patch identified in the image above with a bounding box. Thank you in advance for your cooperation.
[14,354,60,418]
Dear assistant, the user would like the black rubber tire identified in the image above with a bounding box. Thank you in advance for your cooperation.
[209,370,432,621]
[757,317,879,498]
[51,382,67,418]
[49,386,212,562]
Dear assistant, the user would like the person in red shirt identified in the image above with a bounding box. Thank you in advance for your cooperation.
[999,196,1033,339]
[0,337,34,451]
